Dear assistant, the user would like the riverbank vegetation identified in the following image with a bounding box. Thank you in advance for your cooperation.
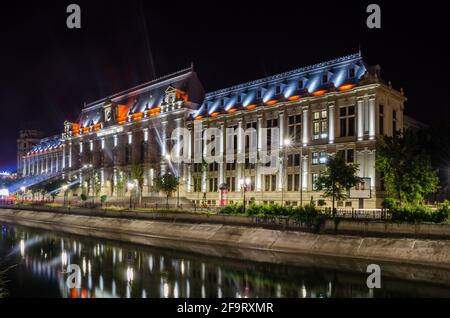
[219,202,450,224]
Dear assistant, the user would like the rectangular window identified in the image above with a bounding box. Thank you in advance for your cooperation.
[287,174,293,191]
[288,114,302,142]
[275,85,282,95]
[312,151,328,165]
[349,67,355,78]
[339,106,356,137]
[294,174,300,191]
[265,175,270,192]
[312,110,328,140]
[312,173,319,191]
[266,118,278,147]
[338,149,354,163]
[379,105,384,135]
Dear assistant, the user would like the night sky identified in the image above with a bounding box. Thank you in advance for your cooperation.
[0,1,448,171]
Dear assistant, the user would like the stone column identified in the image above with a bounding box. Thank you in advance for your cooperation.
[219,123,225,186]
[161,121,168,175]
[50,154,54,173]
[302,107,309,146]
[369,96,376,140]
[277,111,285,192]
[328,101,335,144]
[357,97,364,141]
[68,142,72,168]
[201,123,207,193]
[302,154,308,191]
[256,115,263,192]
[236,120,243,191]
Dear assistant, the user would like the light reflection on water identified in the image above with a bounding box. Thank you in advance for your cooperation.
[1,223,450,298]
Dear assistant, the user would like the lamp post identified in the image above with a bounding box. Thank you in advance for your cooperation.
[62,184,68,206]
[240,178,251,214]
[127,182,135,209]
[127,182,134,209]
[20,186,26,203]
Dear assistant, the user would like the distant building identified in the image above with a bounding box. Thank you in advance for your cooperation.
[17,130,44,177]
[20,135,63,177]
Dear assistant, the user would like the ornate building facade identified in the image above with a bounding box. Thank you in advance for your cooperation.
[20,53,406,208]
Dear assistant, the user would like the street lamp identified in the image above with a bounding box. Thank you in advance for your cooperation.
[240,178,251,214]
[20,186,26,203]
[127,182,135,209]
[62,184,68,206]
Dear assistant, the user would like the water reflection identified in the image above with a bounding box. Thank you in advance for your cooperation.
[1,223,450,298]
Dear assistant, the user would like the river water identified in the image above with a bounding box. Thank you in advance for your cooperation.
[1,223,450,298]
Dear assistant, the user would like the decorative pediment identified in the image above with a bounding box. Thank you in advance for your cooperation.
[161,86,187,113]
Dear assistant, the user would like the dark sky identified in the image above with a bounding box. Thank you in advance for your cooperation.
[0,0,448,171]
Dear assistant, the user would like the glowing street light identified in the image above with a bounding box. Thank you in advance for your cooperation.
[62,184,69,206]
[240,178,251,214]
[20,186,26,203]
[127,182,135,209]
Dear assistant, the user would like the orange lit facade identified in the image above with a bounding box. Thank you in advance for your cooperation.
[21,53,408,208]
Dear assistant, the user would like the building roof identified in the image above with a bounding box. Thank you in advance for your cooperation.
[192,52,367,119]
[76,66,205,128]
[28,135,62,155]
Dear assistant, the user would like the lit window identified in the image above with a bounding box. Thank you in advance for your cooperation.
[312,111,328,140]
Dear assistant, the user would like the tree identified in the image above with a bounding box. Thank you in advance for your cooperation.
[130,164,144,206]
[116,173,125,197]
[153,173,179,209]
[315,155,362,215]
[93,173,102,203]
[376,129,439,206]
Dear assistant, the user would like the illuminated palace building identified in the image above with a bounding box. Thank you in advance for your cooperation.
[20,53,407,208]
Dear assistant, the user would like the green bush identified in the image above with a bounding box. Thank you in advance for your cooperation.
[220,203,245,215]
[382,197,397,209]
[391,204,449,223]
[292,204,319,224]
[100,195,107,204]
[80,193,87,202]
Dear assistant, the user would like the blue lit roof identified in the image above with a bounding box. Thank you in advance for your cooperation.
[29,135,62,154]
[193,52,367,118]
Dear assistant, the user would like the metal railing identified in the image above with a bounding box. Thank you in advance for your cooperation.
[322,208,391,220]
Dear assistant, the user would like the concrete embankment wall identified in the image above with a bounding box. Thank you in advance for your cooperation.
[1,208,450,270]
[3,204,450,239]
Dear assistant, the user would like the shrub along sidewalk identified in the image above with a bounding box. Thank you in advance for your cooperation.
[219,202,450,225]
